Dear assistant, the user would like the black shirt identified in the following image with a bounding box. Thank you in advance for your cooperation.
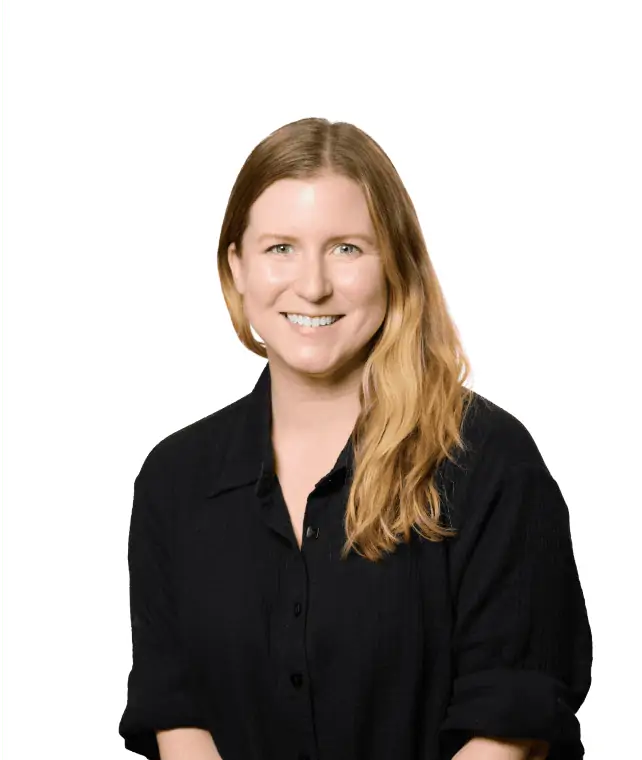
[118,362,592,760]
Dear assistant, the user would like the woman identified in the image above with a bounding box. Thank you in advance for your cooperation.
[118,117,592,760]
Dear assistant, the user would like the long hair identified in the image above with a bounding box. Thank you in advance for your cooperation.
[217,117,475,562]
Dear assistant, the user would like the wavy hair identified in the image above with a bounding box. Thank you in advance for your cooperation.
[217,117,475,562]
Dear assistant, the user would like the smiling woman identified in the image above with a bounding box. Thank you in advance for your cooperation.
[118,117,592,760]
[226,170,389,384]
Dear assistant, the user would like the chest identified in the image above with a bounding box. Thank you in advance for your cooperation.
[174,464,453,715]
[272,430,347,549]
[275,455,335,550]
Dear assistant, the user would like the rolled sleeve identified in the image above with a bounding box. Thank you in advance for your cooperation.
[439,460,593,759]
[118,448,210,759]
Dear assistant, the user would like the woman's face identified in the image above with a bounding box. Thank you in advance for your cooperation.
[228,173,388,381]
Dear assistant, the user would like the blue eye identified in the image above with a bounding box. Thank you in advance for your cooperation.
[266,244,293,254]
[337,244,361,255]
[265,243,361,255]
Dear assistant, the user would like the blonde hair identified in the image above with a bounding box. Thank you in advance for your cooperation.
[217,117,475,562]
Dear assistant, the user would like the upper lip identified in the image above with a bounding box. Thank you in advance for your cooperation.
[281,312,344,317]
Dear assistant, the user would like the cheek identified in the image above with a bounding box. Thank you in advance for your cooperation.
[338,269,387,310]
[245,263,289,296]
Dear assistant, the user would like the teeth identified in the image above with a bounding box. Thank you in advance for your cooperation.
[285,313,340,327]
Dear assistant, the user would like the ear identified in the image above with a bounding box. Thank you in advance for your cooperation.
[227,242,245,296]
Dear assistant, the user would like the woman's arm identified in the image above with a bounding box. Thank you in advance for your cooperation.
[453,736,550,759]
[439,458,592,758]
[157,728,223,760]
[156,730,549,760]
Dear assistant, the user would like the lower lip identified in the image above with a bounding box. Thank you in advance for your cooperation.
[281,314,345,334]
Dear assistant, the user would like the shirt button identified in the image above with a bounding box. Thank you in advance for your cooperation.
[305,526,319,538]
[293,601,302,617]
[290,672,303,689]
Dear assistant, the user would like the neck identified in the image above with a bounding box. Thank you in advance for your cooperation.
[268,358,364,439]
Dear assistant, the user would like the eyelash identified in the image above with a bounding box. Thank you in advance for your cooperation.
[265,243,362,256]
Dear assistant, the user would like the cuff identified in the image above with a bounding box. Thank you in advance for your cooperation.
[438,668,586,759]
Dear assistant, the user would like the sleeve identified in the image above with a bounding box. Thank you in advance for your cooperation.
[438,461,593,760]
[118,449,210,759]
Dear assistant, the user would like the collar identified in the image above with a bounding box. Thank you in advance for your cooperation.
[205,361,354,499]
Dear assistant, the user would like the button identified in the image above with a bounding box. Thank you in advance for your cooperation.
[293,601,302,617]
[305,526,319,538]
[298,754,310,760]
[290,672,303,689]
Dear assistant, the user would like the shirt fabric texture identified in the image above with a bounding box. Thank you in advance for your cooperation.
[118,361,592,760]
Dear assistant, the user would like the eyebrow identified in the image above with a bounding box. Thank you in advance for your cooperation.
[257,233,376,245]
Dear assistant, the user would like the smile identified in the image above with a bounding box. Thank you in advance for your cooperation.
[281,313,345,330]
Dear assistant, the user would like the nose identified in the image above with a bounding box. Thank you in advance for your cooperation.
[292,252,333,300]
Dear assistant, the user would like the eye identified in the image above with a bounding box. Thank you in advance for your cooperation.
[265,243,362,255]
[336,243,361,255]
[265,244,294,255]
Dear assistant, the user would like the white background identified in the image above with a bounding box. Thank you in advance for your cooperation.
[3,1,640,758]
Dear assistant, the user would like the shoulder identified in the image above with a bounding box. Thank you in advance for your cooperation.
[135,392,252,488]
[438,390,552,525]
[460,389,550,475]
[439,389,558,534]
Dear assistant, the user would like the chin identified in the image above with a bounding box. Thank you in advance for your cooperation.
[270,347,343,373]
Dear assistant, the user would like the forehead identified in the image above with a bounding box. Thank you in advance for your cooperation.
[247,175,374,234]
